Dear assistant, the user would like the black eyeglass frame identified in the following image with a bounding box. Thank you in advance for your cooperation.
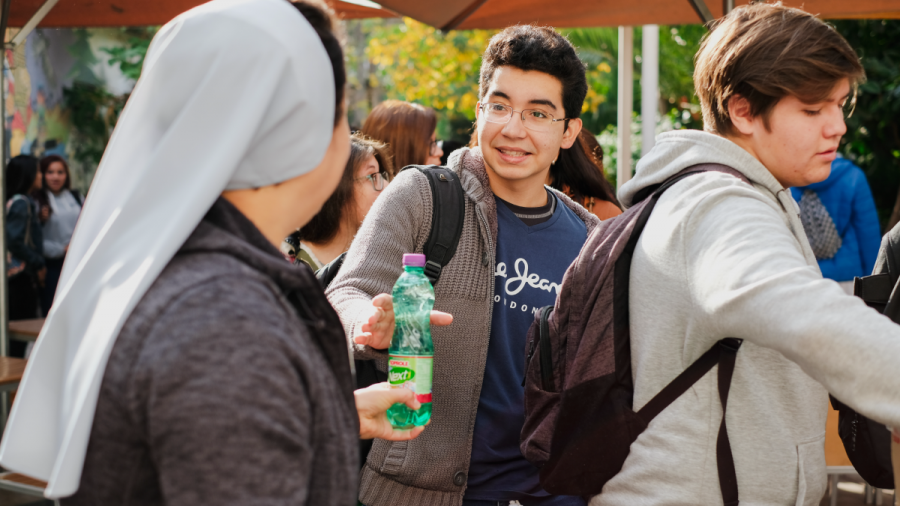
[355,171,391,191]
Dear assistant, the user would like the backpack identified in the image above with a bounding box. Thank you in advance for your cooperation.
[521,164,748,502]
[834,223,899,489]
[315,165,465,467]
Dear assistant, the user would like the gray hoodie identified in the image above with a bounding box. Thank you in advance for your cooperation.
[592,130,900,506]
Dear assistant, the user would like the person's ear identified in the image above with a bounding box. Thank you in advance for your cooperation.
[560,118,583,149]
[727,94,756,136]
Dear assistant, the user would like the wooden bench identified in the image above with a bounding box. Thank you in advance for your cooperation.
[0,472,47,496]
[8,318,43,343]
[0,357,26,434]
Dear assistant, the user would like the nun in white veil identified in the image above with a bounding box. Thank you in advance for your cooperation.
[0,0,421,503]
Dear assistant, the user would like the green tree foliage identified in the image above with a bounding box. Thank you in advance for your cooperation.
[564,25,705,136]
[101,27,156,81]
[64,27,157,168]
[832,20,900,231]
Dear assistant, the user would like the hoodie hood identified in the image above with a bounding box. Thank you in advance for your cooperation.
[619,130,788,209]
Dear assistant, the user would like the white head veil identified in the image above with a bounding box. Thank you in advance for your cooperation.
[0,0,336,497]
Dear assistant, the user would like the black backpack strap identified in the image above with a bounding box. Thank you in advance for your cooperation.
[636,338,742,506]
[538,305,555,392]
[402,165,466,286]
[315,251,347,288]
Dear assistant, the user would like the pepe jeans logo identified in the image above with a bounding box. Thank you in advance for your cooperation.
[495,258,561,296]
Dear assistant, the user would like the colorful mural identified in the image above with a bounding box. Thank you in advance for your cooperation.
[3,28,135,191]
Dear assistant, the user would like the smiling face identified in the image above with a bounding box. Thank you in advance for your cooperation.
[45,161,68,193]
[727,79,850,188]
[477,66,581,202]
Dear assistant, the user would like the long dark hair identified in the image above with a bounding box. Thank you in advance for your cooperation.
[32,155,73,214]
[296,133,394,244]
[5,155,39,201]
[549,129,619,207]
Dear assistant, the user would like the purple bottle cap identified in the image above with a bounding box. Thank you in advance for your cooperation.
[403,253,426,267]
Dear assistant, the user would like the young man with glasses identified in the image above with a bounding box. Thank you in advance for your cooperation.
[327,26,598,506]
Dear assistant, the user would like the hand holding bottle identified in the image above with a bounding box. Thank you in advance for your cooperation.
[354,293,453,350]
[355,382,426,440]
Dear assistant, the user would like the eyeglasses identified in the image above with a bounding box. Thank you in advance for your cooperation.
[479,102,571,133]
[356,171,391,191]
[430,139,440,156]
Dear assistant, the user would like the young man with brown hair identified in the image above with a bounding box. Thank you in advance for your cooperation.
[593,4,900,505]
[328,25,598,506]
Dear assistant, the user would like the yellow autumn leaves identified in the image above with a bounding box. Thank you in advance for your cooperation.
[367,19,611,120]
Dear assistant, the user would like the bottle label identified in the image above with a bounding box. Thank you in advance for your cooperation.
[388,355,433,403]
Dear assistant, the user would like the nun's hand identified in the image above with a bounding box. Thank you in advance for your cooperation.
[354,294,452,350]
[356,382,427,441]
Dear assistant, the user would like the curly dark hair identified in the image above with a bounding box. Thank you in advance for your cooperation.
[479,25,587,120]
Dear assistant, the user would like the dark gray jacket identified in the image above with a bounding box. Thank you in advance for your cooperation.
[63,198,358,506]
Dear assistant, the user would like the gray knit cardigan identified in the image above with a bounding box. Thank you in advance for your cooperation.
[326,147,600,506]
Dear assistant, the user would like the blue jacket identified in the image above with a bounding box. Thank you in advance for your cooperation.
[790,158,881,282]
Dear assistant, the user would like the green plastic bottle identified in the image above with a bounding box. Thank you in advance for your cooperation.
[387,253,434,429]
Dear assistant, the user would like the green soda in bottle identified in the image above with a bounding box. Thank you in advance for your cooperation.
[387,253,434,429]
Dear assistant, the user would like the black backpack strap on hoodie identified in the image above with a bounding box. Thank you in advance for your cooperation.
[636,337,743,505]
[403,165,466,286]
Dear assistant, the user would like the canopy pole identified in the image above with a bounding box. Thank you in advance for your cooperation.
[687,0,714,24]
[617,26,633,191]
[641,25,658,157]
[10,0,57,47]
[0,0,9,359]
[723,0,734,15]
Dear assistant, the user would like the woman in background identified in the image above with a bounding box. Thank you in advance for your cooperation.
[549,129,621,220]
[6,155,44,355]
[361,100,442,169]
[287,133,394,270]
[32,155,83,314]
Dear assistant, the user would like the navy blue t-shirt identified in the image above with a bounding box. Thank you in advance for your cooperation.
[464,193,587,505]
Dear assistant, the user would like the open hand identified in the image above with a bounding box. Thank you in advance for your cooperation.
[355,382,427,441]
[353,294,453,350]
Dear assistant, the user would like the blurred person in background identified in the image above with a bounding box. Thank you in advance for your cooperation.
[31,155,84,314]
[284,133,394,269]
[790,156,880,294]
[439,140,465,166]
[361,100,443,168]
[5,154,44,356]
[548,129,621,220]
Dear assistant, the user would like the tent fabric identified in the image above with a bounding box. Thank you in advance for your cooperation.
[0,0,336,497]
[371,0,900,30]
[6,0,395,27]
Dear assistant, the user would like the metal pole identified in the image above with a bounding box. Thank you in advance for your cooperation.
[617,26,633,190]
[641,25,659,157]
[0,0,10,359]
[10,0,58,47]
[723,0,735,15]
